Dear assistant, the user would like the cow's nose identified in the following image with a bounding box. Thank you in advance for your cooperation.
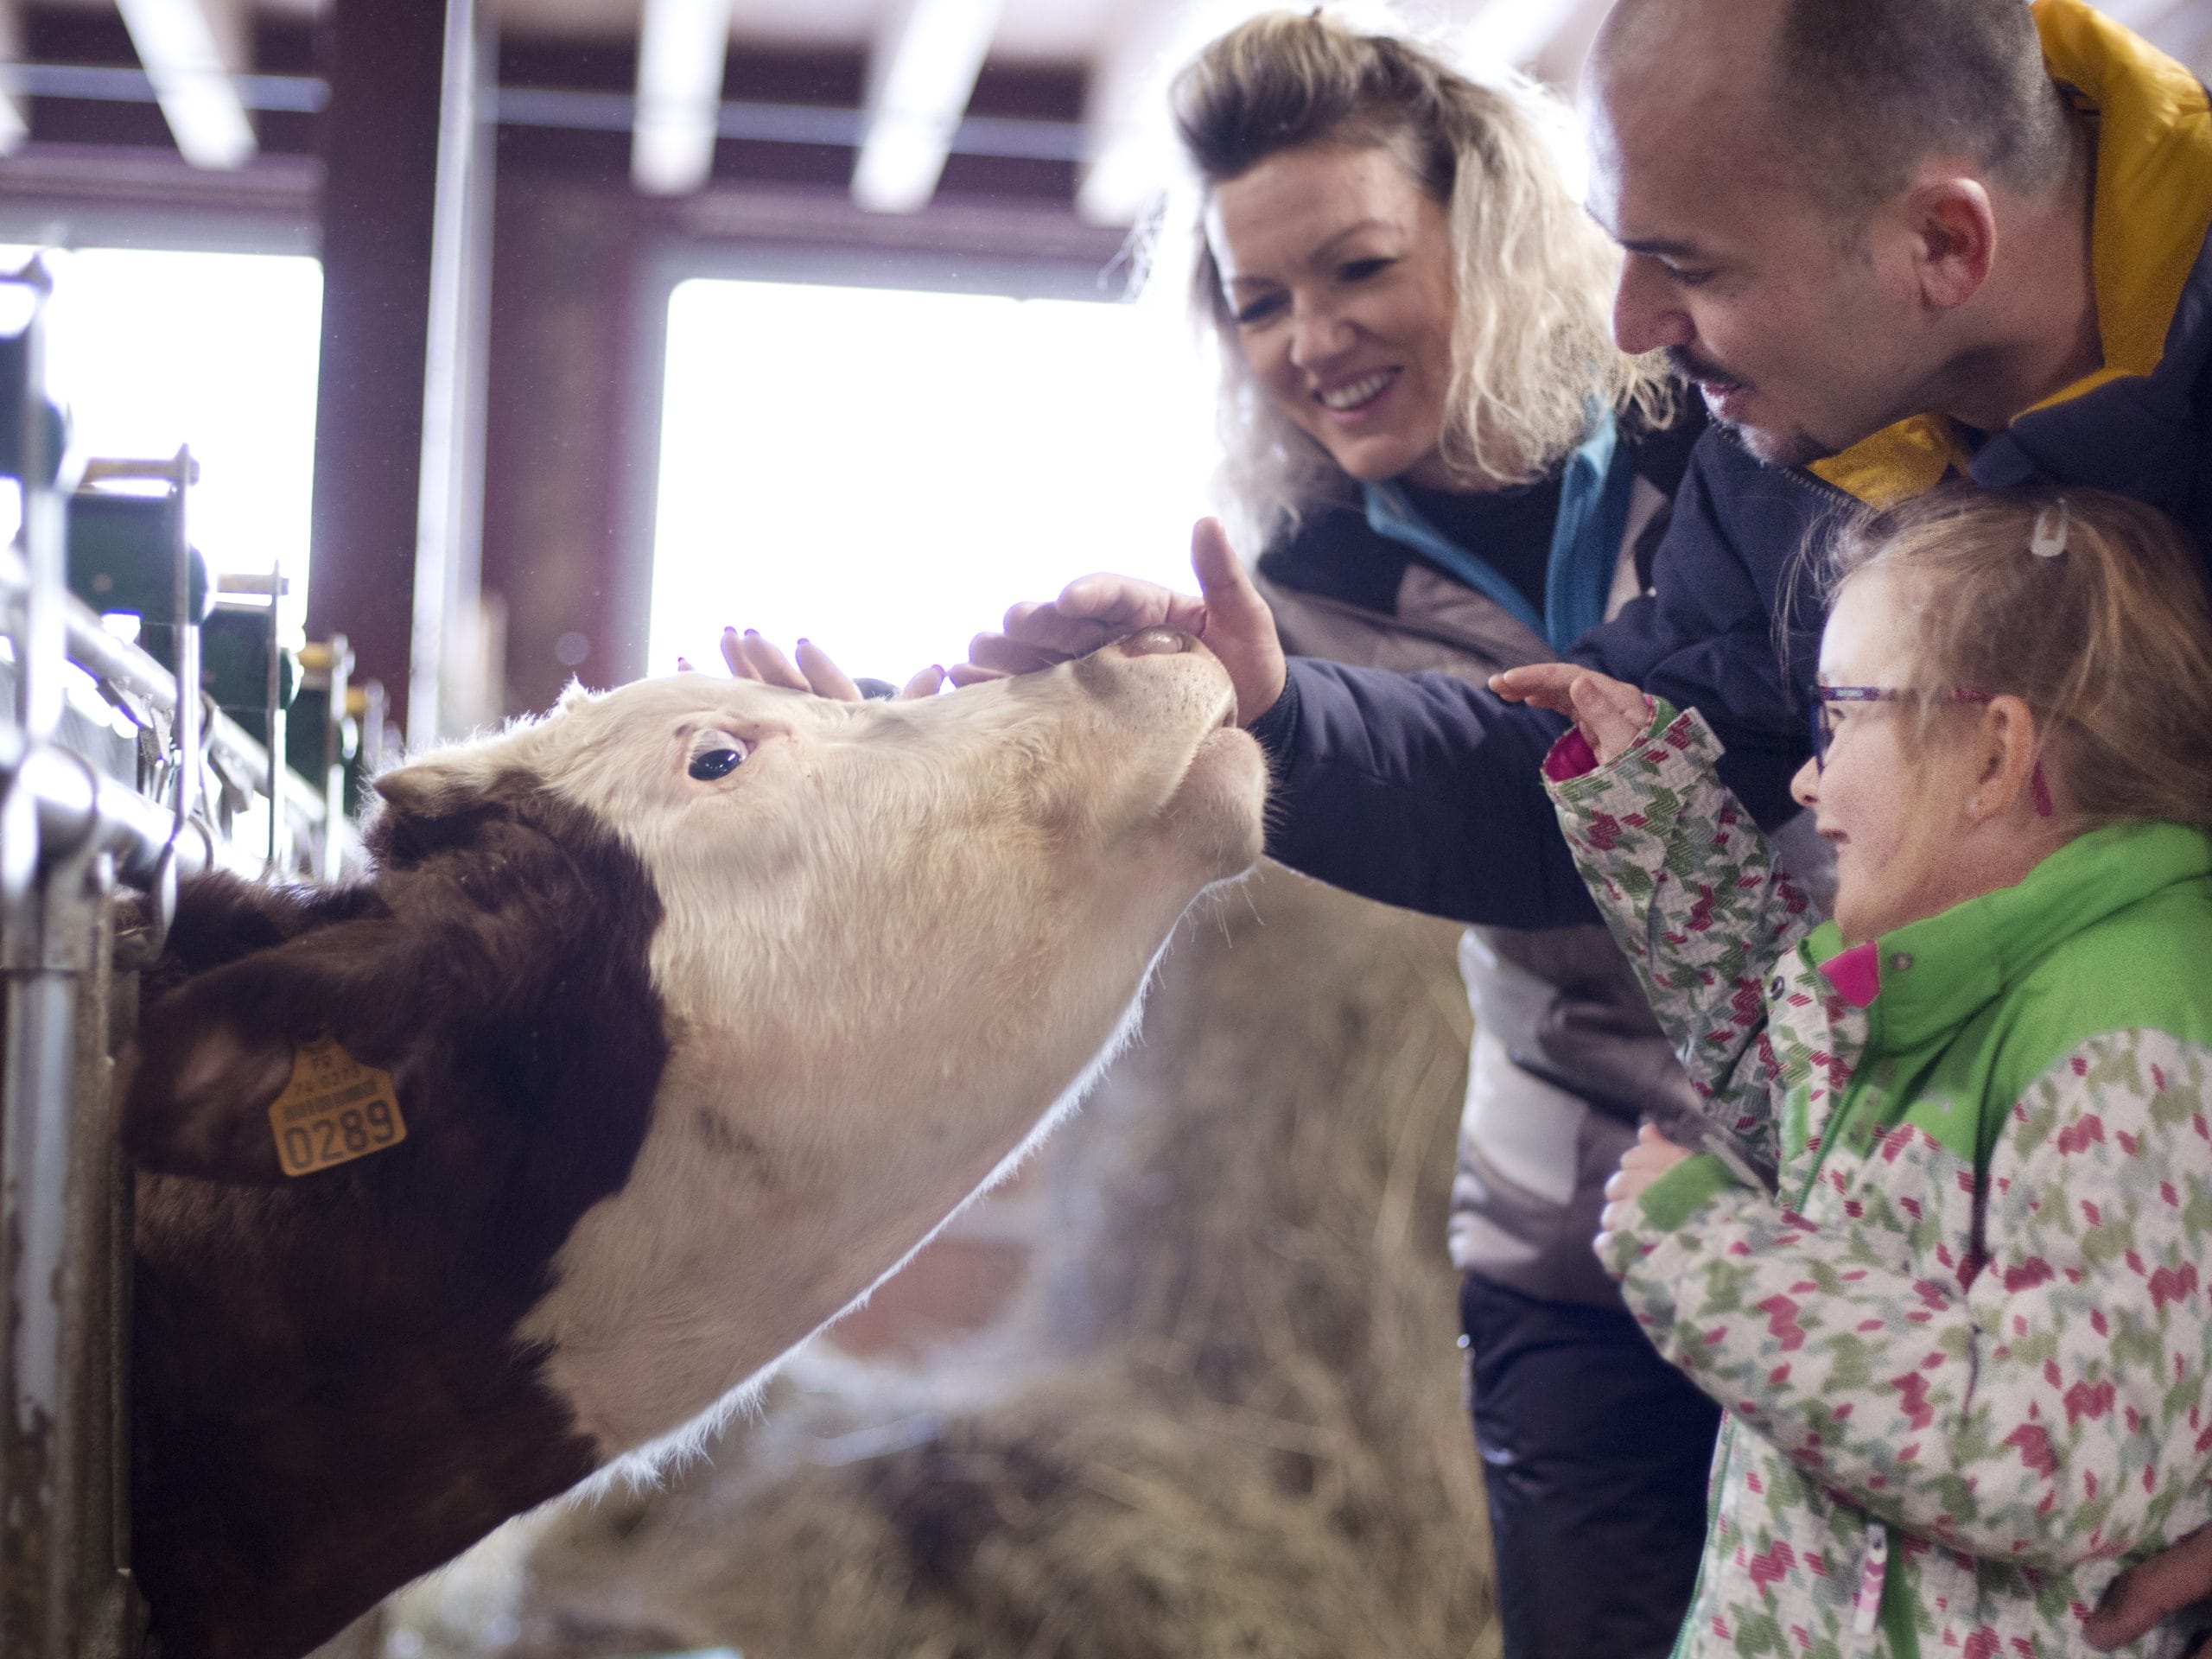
[1118,627,1197,658]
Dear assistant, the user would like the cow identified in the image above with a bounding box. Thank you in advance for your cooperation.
[118,629,1266,1659]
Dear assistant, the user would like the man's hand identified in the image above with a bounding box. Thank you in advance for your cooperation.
[697,629,946,702]
[2084,1524,2212,1652]
[1491,664,1653,768]
[1595,1124,1693,1255]
[961,518,1290,726]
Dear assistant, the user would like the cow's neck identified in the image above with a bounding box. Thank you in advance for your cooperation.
[133,1223,596,1659]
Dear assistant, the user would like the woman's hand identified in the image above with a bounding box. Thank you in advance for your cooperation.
[690,630,946,702]
[1596,1124,1694,1249]
[1491,664,1652,769]
[961,519,1290,726]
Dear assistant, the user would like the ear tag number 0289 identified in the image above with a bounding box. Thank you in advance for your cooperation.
[267,1038,406,1178]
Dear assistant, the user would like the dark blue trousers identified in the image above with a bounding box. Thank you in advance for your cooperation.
[1460,1272,1721,1659]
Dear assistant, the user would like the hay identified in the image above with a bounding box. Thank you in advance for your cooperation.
[403,865,1496,1659]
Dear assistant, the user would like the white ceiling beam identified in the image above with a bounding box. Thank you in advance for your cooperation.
[851,0,1006,215]
[2104,0,2208,75]
[1077,0,1293,228]
[1461,0,1585,71]
[1527,0,1620,89]
[1075,0,1188,228]
[631,0,734,196]
[115,0,255,169]
[2168,13,2212,85]
[0,0,26,157]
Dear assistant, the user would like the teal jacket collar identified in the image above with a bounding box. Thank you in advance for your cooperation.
[1361,407,1638,653]
[1804,821,2212,1057]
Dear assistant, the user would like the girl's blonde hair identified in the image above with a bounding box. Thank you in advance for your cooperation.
[1167,9,1673,547]
[1828,485,2212,833]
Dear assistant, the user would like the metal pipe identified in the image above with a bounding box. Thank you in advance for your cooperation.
[0,263,96,1659]
[264,568,282,871]
[3,925,84,1659]
[168,448,198,834]
[0,729,214,890]
[14,260,59,750]
[0,546,334,834]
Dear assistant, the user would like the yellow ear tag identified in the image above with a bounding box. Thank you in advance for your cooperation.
[267,1038,406,1178]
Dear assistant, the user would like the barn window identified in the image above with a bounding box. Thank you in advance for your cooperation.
[0,245,323,632]
[648,276,1216,684]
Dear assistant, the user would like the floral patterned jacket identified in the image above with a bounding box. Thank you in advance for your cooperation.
[1545,702,2212,1659]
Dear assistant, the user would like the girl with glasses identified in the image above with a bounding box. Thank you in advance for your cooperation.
[1494,483,2212,1658]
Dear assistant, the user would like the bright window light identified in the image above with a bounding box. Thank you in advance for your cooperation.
[649,279,1219,684]
[0,245,323,629]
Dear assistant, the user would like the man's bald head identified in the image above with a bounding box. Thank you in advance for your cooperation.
[1592,0,2072,211]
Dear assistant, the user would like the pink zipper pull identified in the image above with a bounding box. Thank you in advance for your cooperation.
[1851,1523,1890,1637]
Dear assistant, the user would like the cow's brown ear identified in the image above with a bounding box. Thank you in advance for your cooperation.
[373,698,579,824]
[118,1020,295,1185]
[373,752,498,822]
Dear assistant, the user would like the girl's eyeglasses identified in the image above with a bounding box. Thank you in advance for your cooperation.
[1808,686,1993,773]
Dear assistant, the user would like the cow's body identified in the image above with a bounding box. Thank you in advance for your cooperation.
[122,634,1265,1659]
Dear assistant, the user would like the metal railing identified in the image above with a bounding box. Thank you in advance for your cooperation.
[0,260,358,1659]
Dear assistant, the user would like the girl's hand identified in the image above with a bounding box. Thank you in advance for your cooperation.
[1491,664,1652,768]
[1596,1124,1694,1247]
[683,630,947,702]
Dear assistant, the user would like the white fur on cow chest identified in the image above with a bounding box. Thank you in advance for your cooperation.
[517,886,1166,1464]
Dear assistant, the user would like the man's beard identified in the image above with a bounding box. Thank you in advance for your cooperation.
[1670,355,1836,469]
[1719,410,1836,471]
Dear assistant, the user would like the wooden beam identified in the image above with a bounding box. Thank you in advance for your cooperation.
[307,0,494,746]
[851,0,1005,213]
[631,0,734,195]
[113,0,254,168]
[479,176,653,715]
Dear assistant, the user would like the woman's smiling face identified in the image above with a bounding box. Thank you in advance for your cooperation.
[1205,141,1460,488]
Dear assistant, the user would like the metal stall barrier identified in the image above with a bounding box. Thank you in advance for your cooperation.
[0,262,368,1659]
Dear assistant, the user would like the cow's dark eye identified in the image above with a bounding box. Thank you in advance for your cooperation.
[689,744,747,780]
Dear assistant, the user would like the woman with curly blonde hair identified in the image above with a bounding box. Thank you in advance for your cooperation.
[1164,13,1713,1657]
[1175,10,1674,544]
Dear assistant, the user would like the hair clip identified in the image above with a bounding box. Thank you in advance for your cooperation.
[2031,499,2070,559]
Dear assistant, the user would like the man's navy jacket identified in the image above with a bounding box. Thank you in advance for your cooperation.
[1251,0,2212,931]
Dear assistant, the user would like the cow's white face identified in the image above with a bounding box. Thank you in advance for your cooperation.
[387,633,1266,1457]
